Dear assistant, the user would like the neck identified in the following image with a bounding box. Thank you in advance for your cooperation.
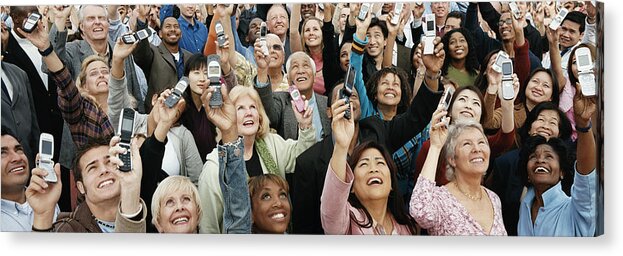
[454,173,483,195]
[182,15,195,26]
[243,136,255,160]
[278,33,286,42]
[308,45,322,55]
[268,68,283,82]
[191,92,203,111]
[435,17,445,26]
[361,198,390,232]
[1,188,26,204]
[87,197,119,222]
[532,183,556,207]
[525,100,536,112]
[86,38,108,56]
[301,88,313,102]
[95,94,109,113]
[502,40,516,58]
[451,58,466,70]
[373,53,384,70]
[377,103,397,121]
[164,42,180,54]
[348,124,360,155]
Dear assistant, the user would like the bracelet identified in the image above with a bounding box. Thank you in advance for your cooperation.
[39,43,54,57]
[425,70,442,80]
[575,121,592,133]
[32,225,54,232]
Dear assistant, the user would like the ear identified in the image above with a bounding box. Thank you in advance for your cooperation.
[76,181,86,195]
[447,156,456,169]
[154,220,163,233]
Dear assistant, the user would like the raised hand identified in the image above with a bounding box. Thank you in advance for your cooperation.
[253,38,270,71]
[16,18,50,51]
[108,135,143,214]
[112,37,138,61]
[292,96,313,130]
[330,98,355,150]
[486,53,502,94]
[417,36,445,73]
[428,104,449,150]
[215,36,231,70]
[573,82,597,125]
[156,89,185,126]
[412,2,425,20]
[498,73,520,102]
[354,5,373,40]
[26,161,62,217]
[136,5,150,22]
[202,84,237,140]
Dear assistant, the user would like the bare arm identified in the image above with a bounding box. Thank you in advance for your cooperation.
[290,4,303,53]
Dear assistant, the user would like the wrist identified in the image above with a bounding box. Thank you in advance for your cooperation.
[38,43,54,57]
[425,70,441,80]
[299,122,312,130]
[575,120,592,133]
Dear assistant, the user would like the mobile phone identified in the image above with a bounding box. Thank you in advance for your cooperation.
[501,60,515,100]
[575,47,596,97]
[423,14,436,55]
[509,2,521,20]
[492,51,510,73]
[164,77,189,108]
[289,83,306,114]
[440,86,455,126]
[215,21,227,48]
[358,3,370,21]
[122,28,152,44]
[22,13,41,33]
[549,8,569,30]
[117,108,136,172]
[259,21,269,56]
[38,133,57,183]
[391,3,404,25]
[341,65,356,120]
[207,55,223,108]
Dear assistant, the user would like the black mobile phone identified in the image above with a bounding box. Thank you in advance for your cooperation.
[117,108,136,172]
[22,13,41,33]
[207,55,223,108]
[215,21,226,48]
[164,77,189,108]
[341,65,356,120]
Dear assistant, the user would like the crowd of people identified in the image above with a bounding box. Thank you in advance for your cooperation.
[0,1,602,236]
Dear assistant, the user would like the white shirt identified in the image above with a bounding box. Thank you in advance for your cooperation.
[162,132,181,177]
[11,30,49,90]
[1,68,14,100]
[541,19,597,78]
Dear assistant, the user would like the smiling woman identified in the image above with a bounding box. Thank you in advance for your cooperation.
[151,176,201,233]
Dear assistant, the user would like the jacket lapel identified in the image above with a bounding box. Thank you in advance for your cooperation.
[158,43,177,70]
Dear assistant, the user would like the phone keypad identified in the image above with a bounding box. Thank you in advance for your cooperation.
[119,143,132,172]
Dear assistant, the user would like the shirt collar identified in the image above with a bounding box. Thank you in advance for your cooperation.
[1,198,32,215]
[524,181,567,209]
[178,16,196,28]
[11,29,32,46]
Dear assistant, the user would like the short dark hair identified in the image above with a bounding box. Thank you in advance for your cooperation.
[328,78,346,108]
[72,137,111,183]
[366,66,412,115]
[518,135,574,195]
[518,101,573,144]
[445,11,465,26]
[368,17,389,39]
[563,11,587,33]
[518,67,560,106]
[184,53,207,77]
[0,125,18,140]
[446,85,487,124]
[474,49,502,93]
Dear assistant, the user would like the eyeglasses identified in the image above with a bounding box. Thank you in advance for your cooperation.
[498,19,512,26]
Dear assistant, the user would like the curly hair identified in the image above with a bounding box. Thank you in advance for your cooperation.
[366,66,412,116]
[441,28,480,78]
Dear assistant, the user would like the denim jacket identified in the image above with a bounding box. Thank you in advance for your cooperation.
[216,137,251,234]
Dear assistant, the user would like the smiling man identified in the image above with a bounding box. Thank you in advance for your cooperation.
[1,129,59,232]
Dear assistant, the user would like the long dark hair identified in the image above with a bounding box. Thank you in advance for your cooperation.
[366,66,412,116]
[441,28,480,78]
[346,141,419,234]
[517,67,560,106]
[567,43,597,86]
[518,135,573,195]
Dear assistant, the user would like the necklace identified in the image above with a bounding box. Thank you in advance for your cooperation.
[95,218,116,229]
[454,182,482,201]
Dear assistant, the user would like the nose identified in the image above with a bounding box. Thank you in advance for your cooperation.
[271,198,283,208]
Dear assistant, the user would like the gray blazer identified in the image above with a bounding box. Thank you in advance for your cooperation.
[257,83,331,141]
[47,23,146,113]
[132,20,192,111]
[1,62,40,168]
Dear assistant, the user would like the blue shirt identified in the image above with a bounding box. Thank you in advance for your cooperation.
[308,93,324,142]
[1,199,59,232]
[518,163,597,236]
[178,16,208,54]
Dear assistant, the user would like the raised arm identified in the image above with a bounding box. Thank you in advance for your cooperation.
[545,26,566,94]
[27,163,62,231]
[289,4,303,53]
[351,9,377,120]
[573,84,596,175]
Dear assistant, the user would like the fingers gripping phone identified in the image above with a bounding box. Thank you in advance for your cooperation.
[341,65,356,120]
[440,86,455,126]
[118,108,136,172]
[164,77,189,108]
[501,60,515,100]
[423,14,436,55]
[22,13,41,33]
[575,47,596,97]
[289,83,306,114]
[509,2,521,20]
[259,22,269,56]
[122,28,152,44]
[207,55,223,108]
[38,133,57,183]
[492,51,510,73]
[358,3,371,21]
[391,3,404,25]
[549,8,569,30]
[215,21,227,48]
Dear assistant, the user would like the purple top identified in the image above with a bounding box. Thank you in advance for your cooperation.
[410,176,507,236]
[320,164,414,235]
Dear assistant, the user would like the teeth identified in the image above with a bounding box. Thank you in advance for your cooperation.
[296,77,307,82]
[535,167,550,173]
[367,178,383,185]
[470,158,484,163]
[173,217,189,224]
[384,93,396,98]
[98,180,113,188]
[243,121,254,125]
[9,167,24,173]
[270,213,285,220]
[456,50,464,54]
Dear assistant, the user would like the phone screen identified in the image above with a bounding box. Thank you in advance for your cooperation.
[346,68,355,89]
[291,90,299,98]
[122,118,133,132]
[42,140,52,154]
[260,25,267,37]
[209,65,220,76]
[502,62,513,75]
[216,23,224,34]
[427,20,434,32]
[578,54,590,68]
